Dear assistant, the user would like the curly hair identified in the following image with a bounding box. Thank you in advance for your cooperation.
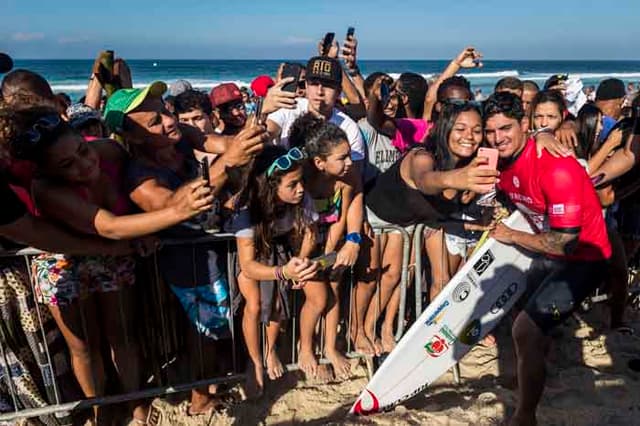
[240,145,308,259]
[288,113,348,159]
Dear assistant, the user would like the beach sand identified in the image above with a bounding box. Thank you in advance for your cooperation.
[147,303,640,425]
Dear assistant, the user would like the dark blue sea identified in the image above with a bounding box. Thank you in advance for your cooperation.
[12,59,640,101]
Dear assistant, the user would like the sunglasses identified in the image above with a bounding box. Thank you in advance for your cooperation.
[266,147,306,177]
[221,101,246,112]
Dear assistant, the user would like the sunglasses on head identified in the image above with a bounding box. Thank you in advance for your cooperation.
[266,147,306,177]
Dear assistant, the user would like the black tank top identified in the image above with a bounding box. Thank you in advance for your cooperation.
[365,147,457,227]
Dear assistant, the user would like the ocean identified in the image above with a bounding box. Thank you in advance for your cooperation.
[12,59,640,101]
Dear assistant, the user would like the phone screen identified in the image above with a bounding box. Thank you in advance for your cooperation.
[380,82,391,106]
[200,157,210,184]
[253,97,264,125]
[281,63,301,93]
[311,252,337,270]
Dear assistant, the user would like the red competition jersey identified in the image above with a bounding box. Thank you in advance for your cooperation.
[497,138,611,261]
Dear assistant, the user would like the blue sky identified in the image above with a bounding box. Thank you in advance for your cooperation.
[1,0,639,60]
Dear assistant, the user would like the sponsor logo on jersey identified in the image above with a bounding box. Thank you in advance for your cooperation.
[473,250,495,276]
[424,325,456,357]
[513,176,520,188]
[458,319,482,345]
[352,389,380,415]
[452,282,472,303]
[490,282,518,314]
[551,204,565,215]
[424,300,450,326]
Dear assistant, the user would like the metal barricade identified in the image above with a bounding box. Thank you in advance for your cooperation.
[0,225,414,423]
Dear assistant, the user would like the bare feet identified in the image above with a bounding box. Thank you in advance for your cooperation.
[351,329,377,356]
[372,338,384,356]
[380,328,397,353]
[244,361,264,399]
[325,348,352,380]
[266,349,284,380]
[298,349,319,379]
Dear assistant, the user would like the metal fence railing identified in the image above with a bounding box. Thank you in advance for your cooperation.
[0,226,414,424]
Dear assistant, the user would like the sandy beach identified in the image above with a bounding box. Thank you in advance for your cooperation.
[145,302,640,426]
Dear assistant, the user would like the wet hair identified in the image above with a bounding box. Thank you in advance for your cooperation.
[495,76,524,93]
[530,90,567,127]
[363,72,390,98]
[429,103,481,171]
[522,80,540,92]
[288,113,348,159]
[174,90,213,116]
[1,69,56,110]
[437,76,472,102]
[241,145,308,259]
[0,106,72,163]
[575,103,603,160]
[398,72,428,117]
[483,92,525,123]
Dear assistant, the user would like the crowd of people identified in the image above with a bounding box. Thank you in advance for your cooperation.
[0,33,639,426]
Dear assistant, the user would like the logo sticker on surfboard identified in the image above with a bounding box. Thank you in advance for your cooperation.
[424,325,456,357]
[458,319,482,345]
[452,282,472,303]
[424,301,450,326]
[490,282,518,314]
[352,389,380,415]
[472,251,495,277]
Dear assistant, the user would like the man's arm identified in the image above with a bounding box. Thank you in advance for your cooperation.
[493,223,579,256]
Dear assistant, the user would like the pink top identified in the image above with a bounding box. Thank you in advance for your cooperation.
[392,118,433,154]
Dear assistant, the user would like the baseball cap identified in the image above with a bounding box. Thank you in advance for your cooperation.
[103,81,167,132]
[250,75,275,98]
[209,83,243,109]
[306,57,342,87]
[544,74,568,90]
[596,78,626,101]
[67,103,102,129]
[167,79,192,98]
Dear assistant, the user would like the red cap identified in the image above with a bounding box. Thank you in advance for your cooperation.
[209,83,243,109]
[250,75,275,98]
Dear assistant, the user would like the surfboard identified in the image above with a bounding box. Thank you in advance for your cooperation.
[351,210,535,415]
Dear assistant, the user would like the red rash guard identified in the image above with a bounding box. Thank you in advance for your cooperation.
[497,138,611,261]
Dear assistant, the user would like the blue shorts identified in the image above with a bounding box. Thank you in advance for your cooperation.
[170,278,230,340]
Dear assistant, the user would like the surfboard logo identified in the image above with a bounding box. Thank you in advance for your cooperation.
[352,389,380,415]
[458,319,482,345]
[424,301,450,326]
[424,325,456,357]
[490,282,518,314]
[452,282,472,303]
[472,251,495,276]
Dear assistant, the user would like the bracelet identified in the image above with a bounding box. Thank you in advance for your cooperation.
[282,265,290,281]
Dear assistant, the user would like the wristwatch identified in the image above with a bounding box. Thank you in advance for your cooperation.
[345,232,362,244]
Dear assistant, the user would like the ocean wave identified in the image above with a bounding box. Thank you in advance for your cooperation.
[50,79,255,93]
[387,70,520,80]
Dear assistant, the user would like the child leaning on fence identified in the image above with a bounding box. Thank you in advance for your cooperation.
[224,145,321,396]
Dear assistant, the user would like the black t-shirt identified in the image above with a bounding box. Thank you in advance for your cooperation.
[0,177,26,226]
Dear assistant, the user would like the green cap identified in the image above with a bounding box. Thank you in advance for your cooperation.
[103,81,167,132]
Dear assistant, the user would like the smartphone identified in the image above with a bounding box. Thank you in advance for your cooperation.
[200,157,210,185]
[311,252,337,270]
[380,82,391,106]
[322,32,335,56]
[477,147,499,171]
[346,27,355,40]
[253,97,264,126]
[281,63,303,93]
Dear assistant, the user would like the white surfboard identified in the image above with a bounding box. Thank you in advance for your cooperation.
[351,210,535,415]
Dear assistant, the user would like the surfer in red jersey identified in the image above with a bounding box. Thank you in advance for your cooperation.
[484,92,611,426]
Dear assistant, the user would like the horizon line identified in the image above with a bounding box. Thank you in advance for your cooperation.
[11,58,640,62]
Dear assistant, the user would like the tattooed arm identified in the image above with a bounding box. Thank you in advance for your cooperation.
[491,222,579,256]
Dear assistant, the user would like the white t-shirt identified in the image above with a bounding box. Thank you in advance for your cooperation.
[267,98,365,161]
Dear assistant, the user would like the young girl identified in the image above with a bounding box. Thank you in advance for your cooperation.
[227,145,321,391]
[4,106,211,424]
[530,90,567,133]
[288,113,359,379]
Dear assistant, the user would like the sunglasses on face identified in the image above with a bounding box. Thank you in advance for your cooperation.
[221,102,246,112]
[266,147,306,177]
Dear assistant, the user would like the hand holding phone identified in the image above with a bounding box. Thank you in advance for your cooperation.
[346,27,355,40]
[311,252,337,270]
[253,97,264,126]
[322,32,335,56]
[281,63,303,93]
[475,147,499,201]
[380,82,391,106]
[200,157,210,185]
